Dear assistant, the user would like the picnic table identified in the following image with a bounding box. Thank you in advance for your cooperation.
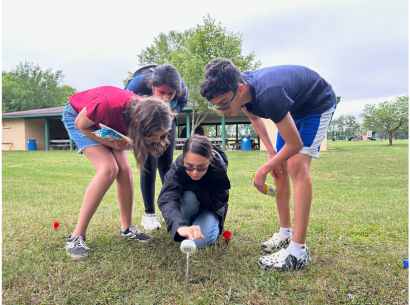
[228,139,242,150]
[208,137,223,148]
[251,139,259,150]
[49,139,72,150]
[175,138,187,150]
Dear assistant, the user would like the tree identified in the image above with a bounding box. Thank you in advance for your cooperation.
[329,114,361,132]
[360,95,409,145]
[2,62,77,113]
[128,15,261,135]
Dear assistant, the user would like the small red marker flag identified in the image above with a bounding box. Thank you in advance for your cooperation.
[54,221,60,230]
[223,230,231,244]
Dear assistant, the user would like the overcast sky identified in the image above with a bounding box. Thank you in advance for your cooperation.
[2,0,408,119]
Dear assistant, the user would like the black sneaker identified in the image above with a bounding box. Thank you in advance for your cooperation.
[120,225,153,243]
[65,235,89,261]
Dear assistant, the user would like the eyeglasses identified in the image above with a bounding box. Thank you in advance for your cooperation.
[208,88,237,111]
[182,165,209,172]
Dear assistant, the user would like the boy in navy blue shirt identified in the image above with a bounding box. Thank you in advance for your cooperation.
[200,58,336,271]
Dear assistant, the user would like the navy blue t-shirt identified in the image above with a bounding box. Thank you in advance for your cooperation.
[241,65,336,123]
[124,72,189,113]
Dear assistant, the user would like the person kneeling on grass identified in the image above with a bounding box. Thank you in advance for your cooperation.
[157,135,230,248]
[62,86,173,260]
[201,58,337,271]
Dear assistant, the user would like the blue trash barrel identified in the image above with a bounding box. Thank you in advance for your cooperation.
[241,137,251,151]
[28,140,36,151]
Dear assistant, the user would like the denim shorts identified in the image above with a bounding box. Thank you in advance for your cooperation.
[61,102,102,154]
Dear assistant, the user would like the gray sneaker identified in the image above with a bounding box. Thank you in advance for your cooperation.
[258,248,312,271]
[65,235,89,261]
[261,232,292,253]
[120,225,153,243]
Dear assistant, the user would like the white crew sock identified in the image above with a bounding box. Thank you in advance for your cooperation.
[279,227,292,238]
[286,240,307,259]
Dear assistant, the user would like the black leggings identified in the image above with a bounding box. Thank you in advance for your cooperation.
[140,119,176,213]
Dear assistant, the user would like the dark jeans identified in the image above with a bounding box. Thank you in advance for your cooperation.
[140,119,176,213]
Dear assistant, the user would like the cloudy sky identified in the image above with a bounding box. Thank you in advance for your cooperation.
[2,0,408,119]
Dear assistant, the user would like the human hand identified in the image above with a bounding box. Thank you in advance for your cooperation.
[254,168,268,195]
[172,108,178,114]
[177,226,205,241]
[112,139,131,150]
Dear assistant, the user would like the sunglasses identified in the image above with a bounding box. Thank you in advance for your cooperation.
[208,87,238,111]
[182,165,209,172]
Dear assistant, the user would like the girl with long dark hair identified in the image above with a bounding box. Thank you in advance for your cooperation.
[125,64,189,230]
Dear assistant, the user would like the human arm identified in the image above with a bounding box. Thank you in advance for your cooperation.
[242,107,284,179]
[173,79,189,113]
[253,113,303,194]
[157,171,205,242]
[75,108,131,150]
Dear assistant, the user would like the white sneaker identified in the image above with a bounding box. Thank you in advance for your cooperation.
[140,213,162,230]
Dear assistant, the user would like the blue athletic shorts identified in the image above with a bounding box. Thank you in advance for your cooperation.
[61,102,102,154]
[276,101,337,158]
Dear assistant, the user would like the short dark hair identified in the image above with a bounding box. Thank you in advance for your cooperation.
[148,64,183,98]
[183,135,213,160]
[200,58,244,101]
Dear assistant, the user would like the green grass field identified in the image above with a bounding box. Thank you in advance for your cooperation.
[2,140,408,304]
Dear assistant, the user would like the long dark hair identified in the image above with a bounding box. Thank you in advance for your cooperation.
[125,96,173,171]
[183,135,213,161]
[148,64,183,98]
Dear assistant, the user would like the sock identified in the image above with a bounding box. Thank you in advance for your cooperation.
[279,227,292,238]
[286,240,307,259]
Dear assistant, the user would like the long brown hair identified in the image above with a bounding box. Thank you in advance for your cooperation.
[125,96,173,171]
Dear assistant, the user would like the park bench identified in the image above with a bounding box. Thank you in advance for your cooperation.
[175,138,187,150]
[49,139,71,150]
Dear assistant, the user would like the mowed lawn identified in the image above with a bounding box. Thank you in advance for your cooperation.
[2,140,408,304]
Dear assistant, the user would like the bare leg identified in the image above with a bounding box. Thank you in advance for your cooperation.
[272,161,292,229]
[71,146,119,237]
[111,149,134,230]
[287,153,313,244]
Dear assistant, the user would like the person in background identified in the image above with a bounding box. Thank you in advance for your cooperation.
[125,64,189,230]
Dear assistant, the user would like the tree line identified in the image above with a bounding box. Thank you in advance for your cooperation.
[329,95,408,145]
[2,62,77,113]
[2,15,407,145]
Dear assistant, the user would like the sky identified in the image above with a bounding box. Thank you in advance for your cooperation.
[2,0,408,120]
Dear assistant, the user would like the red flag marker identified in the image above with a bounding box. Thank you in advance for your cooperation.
[223,230,231,244]
[54,221,60,230]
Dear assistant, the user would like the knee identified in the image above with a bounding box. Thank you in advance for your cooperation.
[287,159,310,180]
[273,167,289,184]
[99,163,119,181]
[195,229,218,248]
[180,191,199,206]
[117,163,133,178]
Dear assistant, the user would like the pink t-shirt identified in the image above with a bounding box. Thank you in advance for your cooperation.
[69,86,139,136]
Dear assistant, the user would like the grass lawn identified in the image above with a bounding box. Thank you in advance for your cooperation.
[2,140,408,304]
